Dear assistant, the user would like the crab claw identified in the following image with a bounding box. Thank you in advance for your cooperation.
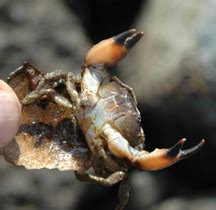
[84,29,143,67]
[102,124,205,171]
[134,139,205,171]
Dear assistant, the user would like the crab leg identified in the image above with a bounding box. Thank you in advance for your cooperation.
[116,176,130,210]
[102,124,205,171]
[74,171,126,187]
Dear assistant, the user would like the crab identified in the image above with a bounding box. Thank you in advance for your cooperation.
[4,29,204,210]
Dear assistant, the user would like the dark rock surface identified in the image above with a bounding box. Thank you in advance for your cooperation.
[0,0,215,210]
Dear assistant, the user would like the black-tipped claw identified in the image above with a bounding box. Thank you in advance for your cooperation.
[179,139,205,159]
[167,139,205,159]
[114,29,143,50]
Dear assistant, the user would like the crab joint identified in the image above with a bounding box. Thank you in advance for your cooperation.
[134,139,205,171]
[84,29,143,67]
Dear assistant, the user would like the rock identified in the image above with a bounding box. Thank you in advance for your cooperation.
[151,196,216,210]
[0,0,90,79]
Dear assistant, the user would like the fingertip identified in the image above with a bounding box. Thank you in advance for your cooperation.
[0,80,21,147]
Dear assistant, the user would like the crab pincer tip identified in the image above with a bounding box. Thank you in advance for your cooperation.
[179,139,205,159]
[167,138,205,160]
[167,138,186,158]
[114,29,144,50]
